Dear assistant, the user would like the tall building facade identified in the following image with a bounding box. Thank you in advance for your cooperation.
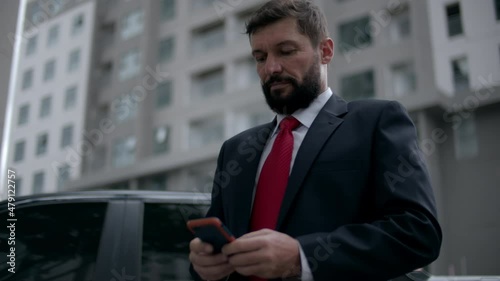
[3,0,499,276]
[4,0,96,195]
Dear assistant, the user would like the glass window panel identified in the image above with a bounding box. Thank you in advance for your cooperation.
[36,133,49,156]
[141,202,209,280]
[18,104,30,125]
[191,68,224,102]
[44,59,56,82]
[47,25,59,47]
[391,62,416,97]
[189,116,224,149]
[40,96,52,118]
[454,113,478,159]
[0,202,106,279]
[64,86,77,110]
[121,10,144,40]
[338,16,371,52]
[159,36,175,63]
[452,57,469,92]
[119,49,141,81]
[156,80,172,109]
[26,35,37,56]
[192,23,225,54]
[33,171,45,193]
[22,69,34,90]
[340,69,375,101]
[14,140,26,162]
[153,126,170,154]
[68,49,81,72]
[112,136,136,167]
[161,0,176,21]
[446,3,463,37]
[61,125,74,148]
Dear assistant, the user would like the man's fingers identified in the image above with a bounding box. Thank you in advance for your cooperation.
[227,249,263,267]
[189,238,213,254]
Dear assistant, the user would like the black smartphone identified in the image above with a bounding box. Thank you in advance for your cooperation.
[187,217,235,253]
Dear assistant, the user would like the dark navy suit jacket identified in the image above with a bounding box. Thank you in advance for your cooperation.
[191,94,442,281]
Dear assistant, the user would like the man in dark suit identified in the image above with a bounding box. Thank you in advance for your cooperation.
[189,0,442,280]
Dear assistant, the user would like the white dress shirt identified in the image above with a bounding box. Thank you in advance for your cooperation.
[254,87,333,281]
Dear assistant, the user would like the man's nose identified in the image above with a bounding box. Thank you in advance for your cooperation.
[264,56,282,76]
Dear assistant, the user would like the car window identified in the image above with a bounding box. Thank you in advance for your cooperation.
[141,203,208,281]
[0,202,107,281]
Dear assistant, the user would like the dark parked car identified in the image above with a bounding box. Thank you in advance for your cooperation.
[0,190,210,281]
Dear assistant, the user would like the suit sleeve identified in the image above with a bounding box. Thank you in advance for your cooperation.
[296,101,442,280]
[189,142,228,281]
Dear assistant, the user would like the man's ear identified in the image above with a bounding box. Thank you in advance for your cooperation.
[320,38,334,64]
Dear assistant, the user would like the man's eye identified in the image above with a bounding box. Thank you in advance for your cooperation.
[255,56,265,63]
[281,49,295,55]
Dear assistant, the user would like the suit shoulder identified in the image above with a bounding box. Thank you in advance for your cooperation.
[346,99,406,114]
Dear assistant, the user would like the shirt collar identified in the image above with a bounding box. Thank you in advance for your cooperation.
[276,87,333,130]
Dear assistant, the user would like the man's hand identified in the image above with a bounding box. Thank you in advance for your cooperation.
[189,238,234,280]
[222,229,301,279]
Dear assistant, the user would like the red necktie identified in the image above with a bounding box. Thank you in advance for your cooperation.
[249,117,300,281]
[250,116,300,227]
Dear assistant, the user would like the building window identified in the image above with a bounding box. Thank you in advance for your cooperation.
[192,23,225,54]
[446,3,463,37]
[454,113,478,159]
[64,86,77,110]
[159,36,175,63]
[72,13,84,36]
[121,10,144,40]
[14,140,26,162]
[39,96,52,118]
[389,6,410,43]
[57,164,71,190]
[341,69,375,101]
[153,126,170,154]
[452,57,469,92]
[36,133,49,156]
[22,68,34,90]
[189,115,224,149]
[68,49,81,72]
[234,56,259,90]
[111,95,138,123]
[61,125,74,148]
[338,16,371,52]
[18,104,30,125]
[26,35,37,56]
[496,0,500,20]
[161,0,175,21]
[119,49,141,81]
[191,68,224,102]
[33,171,45,194]
[112,136,136,167]
[43,59,56,81]
[47,25,59,47]
[391,62,416,97]
[156,80,172,109]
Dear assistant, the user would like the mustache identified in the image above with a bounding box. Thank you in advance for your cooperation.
[263,75,297,88]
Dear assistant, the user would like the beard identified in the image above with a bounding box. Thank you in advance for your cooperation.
[261,60,321,115]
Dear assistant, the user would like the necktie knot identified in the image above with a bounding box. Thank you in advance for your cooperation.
[279,116,300,131]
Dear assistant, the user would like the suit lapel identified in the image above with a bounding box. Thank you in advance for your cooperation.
[276,95,348,230]
[231,120,276,237]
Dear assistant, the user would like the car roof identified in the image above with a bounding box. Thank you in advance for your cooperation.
[1,190,212,207]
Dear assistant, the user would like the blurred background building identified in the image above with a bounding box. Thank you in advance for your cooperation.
[1,0,499,276]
